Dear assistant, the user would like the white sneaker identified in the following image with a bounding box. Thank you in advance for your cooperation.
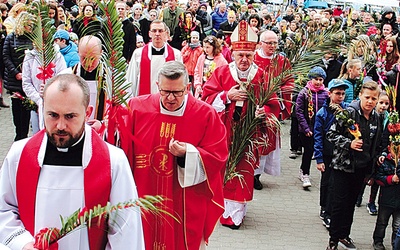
[298,169,304,181]
[302,175,312,188]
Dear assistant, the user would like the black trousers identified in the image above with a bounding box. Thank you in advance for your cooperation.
[290,116,301,152]
[329,167,368,241]
[320,155,333,213]
[373,205,400,246]
[11,98,30,141]
[299,133,314,175]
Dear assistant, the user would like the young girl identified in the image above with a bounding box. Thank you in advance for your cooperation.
[193,35,227,98]
[384,37,400,72]
[296,66,329,188]
[339,59,362,103]
[181,31,203,92]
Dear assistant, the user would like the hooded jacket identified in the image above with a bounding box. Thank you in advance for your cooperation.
[381,6,398,35]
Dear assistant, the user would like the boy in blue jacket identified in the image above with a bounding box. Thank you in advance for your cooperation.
[314,79,349,229]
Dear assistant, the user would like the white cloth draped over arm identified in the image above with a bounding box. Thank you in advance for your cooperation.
[177,143,207,188]
[211,91,229,113]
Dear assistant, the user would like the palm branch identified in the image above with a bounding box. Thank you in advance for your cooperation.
[25,1,57,81]
[96,0,130,106]
[225,59,292,184]
[95,0,134,149]
[33,195,174,250]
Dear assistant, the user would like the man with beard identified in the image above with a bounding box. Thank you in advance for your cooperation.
[0,74,145,250]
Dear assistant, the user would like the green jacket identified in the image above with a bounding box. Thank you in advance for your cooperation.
[161,7,184,37]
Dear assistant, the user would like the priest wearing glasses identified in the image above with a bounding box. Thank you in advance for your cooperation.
[125,61,228,249]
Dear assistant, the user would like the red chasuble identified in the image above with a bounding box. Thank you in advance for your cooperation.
[253,52,294,155]
[201,64,270,202]
[126,94,227,250]
[16,129,111,250]
[139,44,176,95]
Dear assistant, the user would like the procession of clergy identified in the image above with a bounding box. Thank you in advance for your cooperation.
[0,18,292,250]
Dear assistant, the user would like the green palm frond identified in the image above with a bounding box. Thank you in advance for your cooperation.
[34,195,172,249]
[96,0,130,106]
[25,1,57,70]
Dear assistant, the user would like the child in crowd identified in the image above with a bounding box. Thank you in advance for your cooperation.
[339,59,362,103]
[364,92,390,216]
[136,35,144,48]
[314,79,349,229]
[296,66,329,188]
[326,81,382,250]
[372,128,400,249]
[181,31,203,92]
[193,35,227,98]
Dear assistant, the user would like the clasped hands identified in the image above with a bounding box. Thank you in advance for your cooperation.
[227,85,265,118]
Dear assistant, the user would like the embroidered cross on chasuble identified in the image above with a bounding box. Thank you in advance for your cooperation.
[135,121,178,250]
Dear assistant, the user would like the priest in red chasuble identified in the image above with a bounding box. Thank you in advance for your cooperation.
[126,61,228,250]
[201,20,280,229]
[252,30,294,190]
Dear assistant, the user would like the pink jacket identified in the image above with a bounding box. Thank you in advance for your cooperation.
[182,45,203,76]
[193,53,228,88]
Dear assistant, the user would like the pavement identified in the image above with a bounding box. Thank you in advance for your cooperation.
[0,93,392,250]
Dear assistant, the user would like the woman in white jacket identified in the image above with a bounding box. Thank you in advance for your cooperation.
[22,48,66,133]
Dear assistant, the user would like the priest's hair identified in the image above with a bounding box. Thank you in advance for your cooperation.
[157,61,189,86]
[44,74,90,108]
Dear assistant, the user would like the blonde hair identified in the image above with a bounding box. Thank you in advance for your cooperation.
[8,2,26,18]
[339,59,362,79]
[14,11,35,36]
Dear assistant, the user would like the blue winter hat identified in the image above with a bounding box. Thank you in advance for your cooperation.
[53,30,70,41]
[308,66,327,80]
[328,79,349,91]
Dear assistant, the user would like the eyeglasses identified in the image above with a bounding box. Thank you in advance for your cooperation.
[159,88,186,97]
[150,29,165,33]
[261,41,278,46]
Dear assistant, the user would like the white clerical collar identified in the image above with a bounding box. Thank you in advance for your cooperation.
[151,42,166,51]
[160,94,188,117]
[257,48,273,59]
[56,131,85,152]
[236,66,251,79]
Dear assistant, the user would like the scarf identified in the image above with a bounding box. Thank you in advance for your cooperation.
[139,43,175,95]
[189,42,201,49]
[306,81,325,120]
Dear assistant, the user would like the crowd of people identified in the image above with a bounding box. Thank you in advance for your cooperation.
[0,0,400,249]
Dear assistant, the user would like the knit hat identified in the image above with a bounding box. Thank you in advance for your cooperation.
[133,3,142,10]
[308,66,327,80]
[136,35,144,43]
[53,30,70,41]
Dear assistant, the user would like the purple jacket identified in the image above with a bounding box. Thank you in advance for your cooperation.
[295,85,329,134]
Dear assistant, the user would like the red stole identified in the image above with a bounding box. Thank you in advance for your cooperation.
[16,129,111,250]
[139,44,175,95]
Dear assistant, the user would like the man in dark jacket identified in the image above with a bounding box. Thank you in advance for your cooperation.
[116,1,136,63]
[381,6,399,36]
[326,81,382,250]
